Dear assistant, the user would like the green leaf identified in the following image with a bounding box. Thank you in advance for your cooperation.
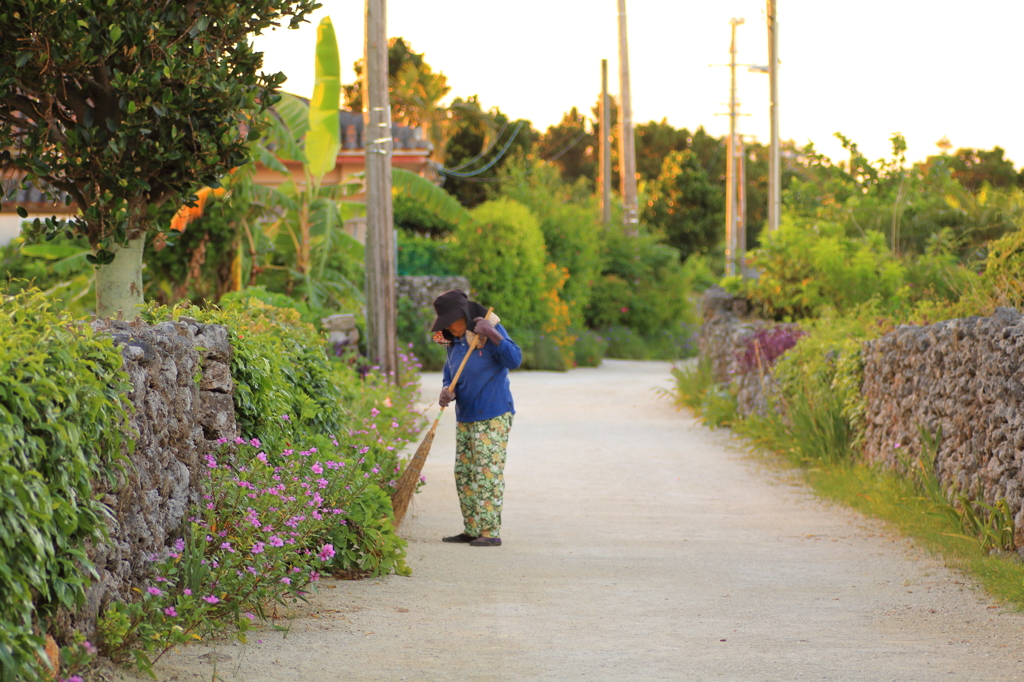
[20,244,85,260]
[392,168,474,228]
[15,206,28,218]
[305,16,341,179]
[109,24,122,43]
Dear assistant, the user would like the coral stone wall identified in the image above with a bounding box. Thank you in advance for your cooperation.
[699,288,775,418]
[862,307,1024,543]
[397,275,471,311]
[79,318,238,630]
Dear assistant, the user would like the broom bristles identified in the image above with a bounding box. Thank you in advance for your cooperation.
[391,419,439,526]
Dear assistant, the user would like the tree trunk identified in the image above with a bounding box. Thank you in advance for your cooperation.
[94,235,146,318]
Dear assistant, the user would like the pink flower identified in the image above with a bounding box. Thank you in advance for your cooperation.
[383,397,393,407]
[257,452,268,463]
[147,587,162,596]
[318,544,336,561]
[203,595,220,604]
[370,408,380,417]
[311,462,324,474]
[220,542,234,552]
[173,538,185,552]
[269,535,284,548]
[280,577,291,585]
[250,438,262,447]
[251,542,266,554]
[183,588,192,596]
[281,414,290,421]
[234,437,246,445]
[164,606,177,617]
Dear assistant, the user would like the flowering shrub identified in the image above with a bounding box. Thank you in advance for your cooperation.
[95,302,427,674]
[98,428,414,674]
[735,326,807,374]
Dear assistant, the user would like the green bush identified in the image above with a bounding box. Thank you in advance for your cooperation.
[571,328,607,367]
[585,223,693,332]
[724,217,976,321]
[453,198,549,331]
[600,325,650,360]
[497,160,603,326]
[397,295,446,372]
[397,232,455,277]
[0,289,131,681]
[143,297,349,453]
[514,328,570,372]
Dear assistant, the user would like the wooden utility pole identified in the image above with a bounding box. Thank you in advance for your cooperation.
[616,0,639,230]
[363,0,399,379]
[724,17,744,277]
[767,0,781,232]
[599,59,612,226]
[737,134,747,261]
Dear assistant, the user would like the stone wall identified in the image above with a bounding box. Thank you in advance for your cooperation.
[699,294,1024,546]
[862,307,1024,543]
[78,318,238,631]
[397,275,471,311]
[699,288,776,418]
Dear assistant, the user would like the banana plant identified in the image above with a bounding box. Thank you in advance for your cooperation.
[249,15,472,309]
[167,15,473,310]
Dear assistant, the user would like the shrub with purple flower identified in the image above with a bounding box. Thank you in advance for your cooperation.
[735,325,807,374]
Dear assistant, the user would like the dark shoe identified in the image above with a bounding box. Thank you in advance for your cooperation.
[469,536,501,547]
[442,533,478,543]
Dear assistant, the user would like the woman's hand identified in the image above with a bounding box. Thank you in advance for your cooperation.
[439,387,456,407]
[473,317,502,344]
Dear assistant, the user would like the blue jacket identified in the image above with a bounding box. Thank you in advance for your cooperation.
[442,323,522,423]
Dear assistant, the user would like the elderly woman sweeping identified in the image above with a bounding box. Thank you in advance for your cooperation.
[430,289,522,547]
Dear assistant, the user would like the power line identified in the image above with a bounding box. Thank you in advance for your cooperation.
[446,122,509,172]
[452,126,591,183]
[438,123,523,178]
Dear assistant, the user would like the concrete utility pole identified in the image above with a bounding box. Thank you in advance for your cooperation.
[363,0,399,380]
[767,0,781,232]
[600,59,612,226]
[724,17,745,276]
[616,0,639,231]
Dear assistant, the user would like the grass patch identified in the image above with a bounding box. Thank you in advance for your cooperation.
[805,462,1024,608]
[669,360,1024,609]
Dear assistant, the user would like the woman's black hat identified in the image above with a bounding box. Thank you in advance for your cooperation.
[431,289,488,334]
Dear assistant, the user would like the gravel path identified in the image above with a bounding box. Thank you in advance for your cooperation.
[108,360,1024,682]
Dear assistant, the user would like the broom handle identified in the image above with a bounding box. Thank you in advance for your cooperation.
[437,307,493,417]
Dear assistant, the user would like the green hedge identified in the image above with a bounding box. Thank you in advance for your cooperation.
[0,290,131,681]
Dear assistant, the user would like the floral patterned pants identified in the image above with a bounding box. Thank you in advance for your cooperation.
[455,412,513,538]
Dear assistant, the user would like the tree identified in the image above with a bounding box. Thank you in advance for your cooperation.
[0,0,319,317]
[642,150,724,257]
[634,119,689,182]
[536,107,596,188]
[443,107,538,208]
[922,146,1021,192]
[342,36,424,112]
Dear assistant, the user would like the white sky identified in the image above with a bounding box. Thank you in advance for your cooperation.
[252,0,1024,169]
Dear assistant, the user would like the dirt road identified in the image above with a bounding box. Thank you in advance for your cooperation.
[112,360,1024,681]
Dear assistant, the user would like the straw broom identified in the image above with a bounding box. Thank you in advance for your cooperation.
[391,308,492,526]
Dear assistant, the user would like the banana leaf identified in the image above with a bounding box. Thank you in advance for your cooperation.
[305,16,341,180]
[391,168,474,228]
